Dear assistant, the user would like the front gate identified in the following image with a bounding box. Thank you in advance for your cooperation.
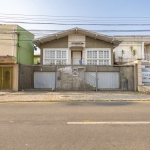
[0,67,12,90]
[34,72,56,89]
[142,68,150,83]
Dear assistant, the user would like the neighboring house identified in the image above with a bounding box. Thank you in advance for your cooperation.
[114,35,150,64]
[113,35,150,85]
[34,54,40,64]
[0,24,34,91]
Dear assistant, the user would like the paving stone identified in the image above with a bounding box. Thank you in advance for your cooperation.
[0,91,150,102]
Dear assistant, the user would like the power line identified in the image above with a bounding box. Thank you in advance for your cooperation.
[1,13,150,18]
[2,16,150,22]
[2,30,150,33]
[1,21,150,26]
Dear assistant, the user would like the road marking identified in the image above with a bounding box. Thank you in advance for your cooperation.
[67,121,150,125]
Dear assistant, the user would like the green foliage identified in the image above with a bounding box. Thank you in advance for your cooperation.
[130,46,137,57]
[121,50,125,57]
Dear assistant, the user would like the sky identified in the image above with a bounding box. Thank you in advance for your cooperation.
[0,0,150,37]
[1,0,150,54]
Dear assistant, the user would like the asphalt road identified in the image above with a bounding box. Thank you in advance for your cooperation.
[0,101,150,150]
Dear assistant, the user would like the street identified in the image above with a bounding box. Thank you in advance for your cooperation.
[0,102,150,150]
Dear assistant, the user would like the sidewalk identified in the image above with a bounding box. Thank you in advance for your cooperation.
[0,91,150,102]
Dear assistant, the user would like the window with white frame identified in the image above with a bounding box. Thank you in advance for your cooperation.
[43,49,67,65]
[86,49,111,65]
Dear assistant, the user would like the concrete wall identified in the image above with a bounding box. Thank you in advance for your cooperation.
[19,64,134,91]
[138,86,150,94]
[19,64,57,90]
[17,26,34,65]
[0,25,17,58]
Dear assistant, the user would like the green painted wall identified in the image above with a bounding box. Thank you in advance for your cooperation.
[17,26,34,65]
[34,55,40,64]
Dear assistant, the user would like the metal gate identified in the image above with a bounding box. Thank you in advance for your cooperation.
[86,72,119,89]
[142,68,150,83]
[34,72,55,89]
[0,67,12,89]
[98,72,119,89]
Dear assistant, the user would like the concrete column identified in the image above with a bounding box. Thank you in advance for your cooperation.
[12,64,19,91]
[141,42,145,59]
[55,66,57,90]
[134,59,142,91]
[96,65,98,92]
[134,63,137,91]
[82,49,85,65]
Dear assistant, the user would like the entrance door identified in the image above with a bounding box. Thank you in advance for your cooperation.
[0,67,12,89]
[72,52,82,65]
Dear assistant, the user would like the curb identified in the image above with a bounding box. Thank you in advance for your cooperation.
[0,99,150,103]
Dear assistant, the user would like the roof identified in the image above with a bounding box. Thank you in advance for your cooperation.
[32,27,122,47]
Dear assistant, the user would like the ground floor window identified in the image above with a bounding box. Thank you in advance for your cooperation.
[43,49,67,65]
[86,49,111,65]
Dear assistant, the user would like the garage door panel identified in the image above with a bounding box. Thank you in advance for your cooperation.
[34,72,55,89]
[98,72,119,89]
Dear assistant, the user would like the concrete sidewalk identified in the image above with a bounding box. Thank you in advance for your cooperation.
[0,91,150,102]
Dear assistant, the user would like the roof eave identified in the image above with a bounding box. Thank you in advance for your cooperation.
[32,27,123,46]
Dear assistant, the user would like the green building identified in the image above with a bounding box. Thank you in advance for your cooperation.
[0,24,34,91]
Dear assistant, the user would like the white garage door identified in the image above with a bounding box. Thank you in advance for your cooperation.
[34,72,55,89]
[98,72,119,89]
[85,72,119,89]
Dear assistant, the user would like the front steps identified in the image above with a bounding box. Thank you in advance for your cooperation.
[57,67,95,91]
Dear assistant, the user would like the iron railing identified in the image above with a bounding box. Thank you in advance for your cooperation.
[85,73,97,87]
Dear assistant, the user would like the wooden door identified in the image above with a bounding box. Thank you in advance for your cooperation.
[0,67,12,89]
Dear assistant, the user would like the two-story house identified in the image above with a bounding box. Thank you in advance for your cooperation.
[0,24,34,91]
